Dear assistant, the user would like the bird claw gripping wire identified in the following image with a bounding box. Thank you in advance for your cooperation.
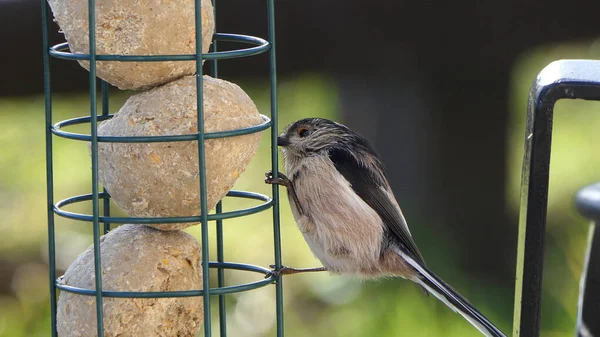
[265,170,292,188]
[265,265,327,279]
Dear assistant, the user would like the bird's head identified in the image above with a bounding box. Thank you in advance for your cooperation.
[277,118,355,157]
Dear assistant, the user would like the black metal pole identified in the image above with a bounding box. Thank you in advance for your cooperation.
[574,183,600,337]
[514,60,600,337]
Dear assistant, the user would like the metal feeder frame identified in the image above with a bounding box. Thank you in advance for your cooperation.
[513,60,600,337]
[42,0,284,336]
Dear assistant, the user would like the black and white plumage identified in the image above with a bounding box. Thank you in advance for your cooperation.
[265,118,505,337]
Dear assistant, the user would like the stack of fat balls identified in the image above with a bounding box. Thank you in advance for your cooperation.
[48,0,264,335]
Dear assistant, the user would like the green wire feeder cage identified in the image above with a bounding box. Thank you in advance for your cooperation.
[42,0,284,336]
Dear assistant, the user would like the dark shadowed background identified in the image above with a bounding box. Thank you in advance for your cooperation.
[1,0,600,336]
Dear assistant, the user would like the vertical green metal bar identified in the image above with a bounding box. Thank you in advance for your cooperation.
[194,0,211,336]
[266,0,284,336]
[209,2,226,334]
[210,0,218,79]
[215,202,227,336]
[41,1,57,335]
[101,80,111,234]
[87,0,104,335]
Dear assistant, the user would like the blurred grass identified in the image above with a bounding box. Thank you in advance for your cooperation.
[1,39,600,336]
[0,74,492,337]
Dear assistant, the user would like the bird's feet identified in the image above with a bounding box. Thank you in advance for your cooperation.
[265,170,292,188]
[265,265,327,279]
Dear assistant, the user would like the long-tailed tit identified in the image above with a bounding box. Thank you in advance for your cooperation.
[265,118,505,337]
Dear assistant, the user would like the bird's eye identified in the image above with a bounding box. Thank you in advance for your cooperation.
[297,128,311,138]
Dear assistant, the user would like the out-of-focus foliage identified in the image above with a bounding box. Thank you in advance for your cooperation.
[0,74,497,337]
[2,37,600,336]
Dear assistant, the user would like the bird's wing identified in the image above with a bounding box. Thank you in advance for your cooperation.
[328,147,426,264]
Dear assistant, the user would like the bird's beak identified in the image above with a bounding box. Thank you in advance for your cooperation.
[277,135,290,147]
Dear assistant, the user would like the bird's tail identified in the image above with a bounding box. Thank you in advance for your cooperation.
[398,250,506,337]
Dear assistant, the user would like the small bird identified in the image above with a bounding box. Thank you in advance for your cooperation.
[265,117,505,337]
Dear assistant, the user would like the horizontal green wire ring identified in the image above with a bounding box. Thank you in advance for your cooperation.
[56,262,276,297]
[52,114,271,142]
[49,33,269,62]
[54,190,273,224]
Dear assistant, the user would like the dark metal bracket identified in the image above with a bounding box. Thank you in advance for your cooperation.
[575,183,600,337]
[514,60,600,337]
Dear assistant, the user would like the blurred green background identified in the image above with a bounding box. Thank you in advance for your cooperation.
[1,37,600,337]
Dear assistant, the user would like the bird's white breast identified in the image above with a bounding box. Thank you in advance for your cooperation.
[285,155,385,275]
